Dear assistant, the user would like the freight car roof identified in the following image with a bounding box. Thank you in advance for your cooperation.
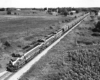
[44,32,56,40]
[22,40,43,53]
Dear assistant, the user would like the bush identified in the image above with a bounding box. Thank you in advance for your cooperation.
[63,12,68,16]
[58,8,68,16]
[96,21,100,30]
[70,12,73,15]
[64,49,100,80]
[3,41,11,47]
[92,21,100,32]
[7,10,11,15]
[76,10,79,13]
[11,53,21,57]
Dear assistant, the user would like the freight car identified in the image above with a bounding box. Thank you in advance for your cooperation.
[22,39,44,52]
[6,13,89,72]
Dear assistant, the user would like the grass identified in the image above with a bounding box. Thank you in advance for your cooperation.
[20,13,100,80]
[0,12,82,71]
[0,12,81,50]
[0,16,59,33]
[63,48,100,80]
[0,14,63,71]
[21,48,100,80]
[0,14,63,46]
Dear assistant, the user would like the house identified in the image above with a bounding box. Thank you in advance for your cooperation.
[16,8,21,11]
[68,10,76,15]
[51,12,58,16]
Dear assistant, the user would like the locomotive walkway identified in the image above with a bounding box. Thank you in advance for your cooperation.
[0,13,89,80]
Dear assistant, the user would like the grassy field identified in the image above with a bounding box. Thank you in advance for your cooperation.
[0,14,62,71]
[0,12,78,51]
[20,13,100,80]
[0,11,82,71]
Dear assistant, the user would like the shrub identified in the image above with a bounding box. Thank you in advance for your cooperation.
[7,10,11,15]
[3,41,11,47]
[64,49,100,80]
[92,21,100,32]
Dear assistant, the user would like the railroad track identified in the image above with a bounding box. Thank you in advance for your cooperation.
[0,72,12,80]
[0,13,89,80]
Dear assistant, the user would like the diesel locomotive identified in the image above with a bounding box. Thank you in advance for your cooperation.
[6,13,89,72]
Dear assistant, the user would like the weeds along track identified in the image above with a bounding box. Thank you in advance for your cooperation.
[65,44,100,52]
[1,13,89,80]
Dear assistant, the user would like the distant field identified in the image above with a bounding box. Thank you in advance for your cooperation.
[0,12,82,35]
[0,15,67,44]
[0,13,81,40]
[0,14,64,51]
[0,16,60,33]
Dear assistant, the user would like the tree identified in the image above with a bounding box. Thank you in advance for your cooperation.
[44,7,47,11]
[6,8,12,15]
[76,10,79,13]
[7,10,11,15]
[63,11,68,16]
[70,12,73,15]
[58,8,68,16]
[0,8,5,11]
[14,12,17,15]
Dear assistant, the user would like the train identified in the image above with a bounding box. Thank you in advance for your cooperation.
[6,13,89,72]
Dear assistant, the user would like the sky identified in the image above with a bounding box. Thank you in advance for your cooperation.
[0,0,100,8]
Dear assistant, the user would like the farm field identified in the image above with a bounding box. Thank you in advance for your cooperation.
[0,11,82,72]
[20,13,100,80]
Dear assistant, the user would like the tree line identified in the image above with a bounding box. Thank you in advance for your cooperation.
[0,7,99,16]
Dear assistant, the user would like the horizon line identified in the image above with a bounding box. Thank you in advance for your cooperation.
[0,7,100,8]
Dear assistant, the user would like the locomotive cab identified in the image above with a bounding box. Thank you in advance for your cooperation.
[6,57,25,72]
[6,60,18,72]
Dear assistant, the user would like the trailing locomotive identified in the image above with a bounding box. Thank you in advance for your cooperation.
[6,13,89,72]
